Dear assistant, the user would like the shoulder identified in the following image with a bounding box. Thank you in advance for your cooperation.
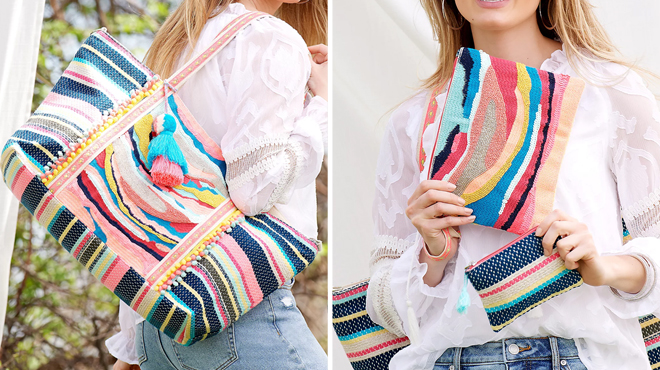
[561,51,655,100]
[387,89,431,140]
[237,15,308,54]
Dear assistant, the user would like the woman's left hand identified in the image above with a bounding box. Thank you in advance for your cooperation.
[536,209,645,293]
[307,44,328,100]
[535,210,608,286]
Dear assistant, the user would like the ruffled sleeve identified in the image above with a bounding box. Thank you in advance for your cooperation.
[105,301,144,364]
[600,66,660,317]
[366,91,430,336]
[219,17,325,215]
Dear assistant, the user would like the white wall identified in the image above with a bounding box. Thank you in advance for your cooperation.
[331,1,660,369]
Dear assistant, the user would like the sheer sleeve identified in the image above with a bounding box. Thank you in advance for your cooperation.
[601,67,660,317]
[220,18,325,215]
[105,301,144,364]
[366,92,428,336]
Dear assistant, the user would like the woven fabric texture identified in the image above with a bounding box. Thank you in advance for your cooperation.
[1,12,319,346]
[427,48,585,235]
[465,229,583,331]
[333,281,410,370]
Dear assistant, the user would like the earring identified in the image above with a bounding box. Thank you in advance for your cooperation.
[442,0,465,30]
[538,1,554,29]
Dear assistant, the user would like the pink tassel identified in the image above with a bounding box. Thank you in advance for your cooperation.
[151,155,183,187]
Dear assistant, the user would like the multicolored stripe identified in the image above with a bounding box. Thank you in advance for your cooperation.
[332,281,410,370]
[641,314,660,369]
[428,48,585,235]
[1,12,319,346]
[465,230,583,332]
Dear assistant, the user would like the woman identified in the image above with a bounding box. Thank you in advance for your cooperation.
[109,0,328,369]
[367,0,660,369]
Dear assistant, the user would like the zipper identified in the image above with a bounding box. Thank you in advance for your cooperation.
[426,48,463,180]
[465,227,538,272]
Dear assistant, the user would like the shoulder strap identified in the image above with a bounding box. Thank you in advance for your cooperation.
[417,86,444,175]
[167,11,269,89]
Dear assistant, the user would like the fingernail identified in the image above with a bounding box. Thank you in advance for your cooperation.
[466,208,473,215]
[449,183,457,190]
[459,198,466,205]
[535,227,541,236]
[469,215,476,221]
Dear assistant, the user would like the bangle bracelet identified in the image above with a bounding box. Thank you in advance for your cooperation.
[424,228,454,261]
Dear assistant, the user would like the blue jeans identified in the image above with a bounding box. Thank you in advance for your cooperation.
[434,337,587,370]
[135,279,327,370]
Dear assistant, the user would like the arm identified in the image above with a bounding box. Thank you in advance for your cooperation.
[365,92,475,336]
[365,94,426,336]
[106,301,143,365]
[220,18,326,215]
[536,68,660,318]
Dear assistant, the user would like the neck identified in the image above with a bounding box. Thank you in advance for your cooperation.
[471,16,561,69]
[238,0,281,15]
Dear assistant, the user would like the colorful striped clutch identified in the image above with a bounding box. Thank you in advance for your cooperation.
[465,228,583,331]
[425,48,585,235]
[1,12,319,346]
[332,280,410,370]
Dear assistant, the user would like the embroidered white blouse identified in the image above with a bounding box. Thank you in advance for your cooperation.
[367,48,660,370]
[105,3,327,363]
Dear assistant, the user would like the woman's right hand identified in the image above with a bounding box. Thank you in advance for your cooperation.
[307,44,328,100]
[406,180,475,268]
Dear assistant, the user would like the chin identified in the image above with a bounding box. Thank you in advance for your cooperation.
[468,14,516,31]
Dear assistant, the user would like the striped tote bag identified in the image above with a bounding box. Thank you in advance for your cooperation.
[1,11,320,346]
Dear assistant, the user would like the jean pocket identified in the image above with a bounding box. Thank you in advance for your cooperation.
[171,324,238,370]
[561,358,587,370]
[135,321,148,365]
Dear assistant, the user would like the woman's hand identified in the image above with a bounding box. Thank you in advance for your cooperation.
[307,44,328,100]
[406,180,475,286]
[113,360,140,370]
[536,209,645,293]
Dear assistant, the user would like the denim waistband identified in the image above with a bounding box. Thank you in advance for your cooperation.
[435,337,580,367]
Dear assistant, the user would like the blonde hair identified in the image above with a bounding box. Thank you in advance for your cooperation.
[420,0,647,89]
[144,0,327,78]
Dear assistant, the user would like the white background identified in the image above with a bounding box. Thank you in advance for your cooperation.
[331,1,660,368]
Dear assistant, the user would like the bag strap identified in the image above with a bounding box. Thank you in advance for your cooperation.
[166,11,269,89]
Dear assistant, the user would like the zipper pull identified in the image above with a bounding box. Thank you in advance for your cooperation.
[95,27,108,33]
[465,261,475,271]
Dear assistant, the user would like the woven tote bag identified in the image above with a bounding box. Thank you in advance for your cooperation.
[423,47,585,235]
[1,11,320,346]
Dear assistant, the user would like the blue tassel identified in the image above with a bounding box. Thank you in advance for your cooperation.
[147,114,189,187]
[456,272,471,315]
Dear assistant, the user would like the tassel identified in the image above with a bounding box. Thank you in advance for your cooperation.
[147,114,188,187]
[456,272,471,315]
[406,299,421,346]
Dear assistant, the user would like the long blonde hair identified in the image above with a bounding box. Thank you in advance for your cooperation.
[420,0,642,89]
[144,0,327,78]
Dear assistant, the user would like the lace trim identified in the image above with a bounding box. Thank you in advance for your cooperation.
[622,186,660,237]
[225,142,287,181]
[370,235,415,270]
[226,154,284,190]
[370,267,406,336]
[263,141,303,211]
[223,134,289,163]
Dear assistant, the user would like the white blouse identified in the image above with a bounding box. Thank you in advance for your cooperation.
[106,3,327,363]
[367,47,660,370]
